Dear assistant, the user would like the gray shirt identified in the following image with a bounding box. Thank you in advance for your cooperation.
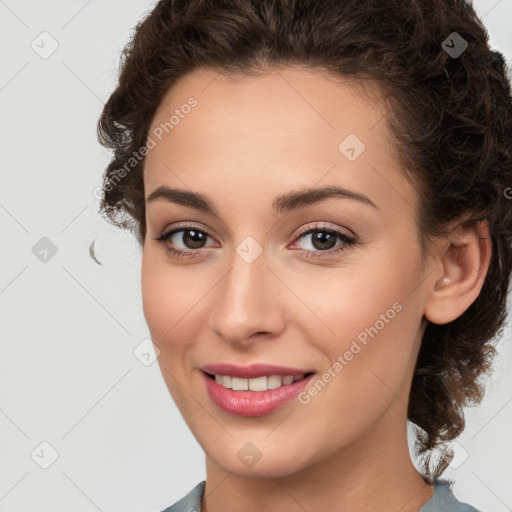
[161,479,481,512]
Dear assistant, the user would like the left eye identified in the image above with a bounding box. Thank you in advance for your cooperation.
[292,227,355,252]
[288,225,357,259]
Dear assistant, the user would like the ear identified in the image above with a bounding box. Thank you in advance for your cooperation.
[423,218,492,325]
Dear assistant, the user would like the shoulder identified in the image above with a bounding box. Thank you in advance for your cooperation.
[159,478,484,512]
[420,480,483,512]
[160,480,206,512]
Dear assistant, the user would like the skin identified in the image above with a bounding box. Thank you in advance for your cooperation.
[141,66,491,512]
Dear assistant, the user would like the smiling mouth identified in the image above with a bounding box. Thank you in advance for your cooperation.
[203,371,316,391]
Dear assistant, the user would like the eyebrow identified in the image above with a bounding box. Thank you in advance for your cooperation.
[146,184,379,214]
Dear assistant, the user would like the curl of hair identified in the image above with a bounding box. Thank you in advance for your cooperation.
[96,0,512,478]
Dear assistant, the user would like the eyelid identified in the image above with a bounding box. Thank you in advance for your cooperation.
[158,221,216,240]
[293,221,355,240]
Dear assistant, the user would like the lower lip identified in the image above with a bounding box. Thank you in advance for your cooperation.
[201,371,316,417]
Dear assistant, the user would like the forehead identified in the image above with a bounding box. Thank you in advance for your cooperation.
[144,66,417,220]
[148,65,386,146]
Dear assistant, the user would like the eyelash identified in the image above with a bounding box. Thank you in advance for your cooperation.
[153,222,357,260]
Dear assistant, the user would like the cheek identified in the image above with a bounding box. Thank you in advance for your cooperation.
[140,251,215,356]
[302,245,423,380]
[141,254,199,409]
[141,253,189,348]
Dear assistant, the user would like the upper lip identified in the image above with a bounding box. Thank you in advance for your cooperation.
[200,363,315,379]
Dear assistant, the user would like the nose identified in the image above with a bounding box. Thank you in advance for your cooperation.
[208,250,285,346]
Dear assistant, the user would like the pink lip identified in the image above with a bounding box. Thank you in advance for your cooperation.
[200,363,314,379]
[200,370,316,417]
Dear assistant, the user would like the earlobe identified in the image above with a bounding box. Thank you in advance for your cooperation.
[424,219,492,325]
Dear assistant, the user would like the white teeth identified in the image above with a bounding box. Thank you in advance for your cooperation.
[212,373,307,391]
[282,375,295,385]
[231,377,248,391]
[267,375,282,389]
[248,376,267,391]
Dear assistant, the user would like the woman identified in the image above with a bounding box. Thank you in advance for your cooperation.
[95,0,512,510]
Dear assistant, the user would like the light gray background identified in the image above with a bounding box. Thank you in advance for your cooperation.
[0,1,511,511]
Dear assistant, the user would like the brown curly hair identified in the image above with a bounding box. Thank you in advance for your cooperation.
[96,0,512,478]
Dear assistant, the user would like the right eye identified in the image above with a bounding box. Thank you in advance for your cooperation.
[153,224,218,258]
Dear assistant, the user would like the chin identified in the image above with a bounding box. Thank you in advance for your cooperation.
[204,438,314,479]
[219,456,303,479]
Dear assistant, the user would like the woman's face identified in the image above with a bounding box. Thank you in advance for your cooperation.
[141,66,434,478]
